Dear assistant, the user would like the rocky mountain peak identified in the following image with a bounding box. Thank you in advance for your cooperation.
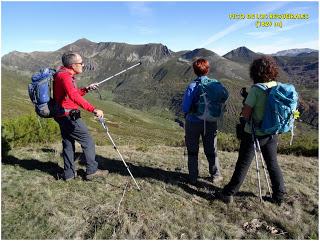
[73,38,95,44]
[59,38,97,53]
[224,46,256,58]
[141,43,172,57]
[181,48,217,60]
[223,46,261,64]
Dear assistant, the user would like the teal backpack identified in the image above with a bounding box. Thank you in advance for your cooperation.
[195,77,229,122]
[254,82,299,143]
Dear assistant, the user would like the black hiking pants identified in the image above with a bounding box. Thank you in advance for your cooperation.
[222,132,286,200]
[55,116,98,179]
[185,120,221,181]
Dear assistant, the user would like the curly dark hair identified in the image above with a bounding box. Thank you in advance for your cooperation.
[249,56,279,84]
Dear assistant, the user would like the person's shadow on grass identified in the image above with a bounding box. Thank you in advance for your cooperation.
[2,151,256,202]
[2,155,63,177]
[95,154,256,201]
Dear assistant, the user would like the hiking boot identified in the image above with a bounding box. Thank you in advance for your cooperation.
[188,177,198,186]
[57,172,77,181]
[263,196,283,206]
[85,170,109,181]
[218,192,234,204]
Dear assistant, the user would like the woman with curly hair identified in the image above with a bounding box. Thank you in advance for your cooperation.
[220,56,286,205]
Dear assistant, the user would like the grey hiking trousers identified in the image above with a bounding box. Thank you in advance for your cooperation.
[55,116,98,179]
[185,120,221,181]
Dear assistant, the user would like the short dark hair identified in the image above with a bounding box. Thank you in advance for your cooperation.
[62,51,79,67]
[250,56,279,84]
[193,58,209,76]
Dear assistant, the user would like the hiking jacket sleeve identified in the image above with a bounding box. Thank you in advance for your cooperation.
[182,83,195,113]
[78,88,88,96]
[60,73,95,112]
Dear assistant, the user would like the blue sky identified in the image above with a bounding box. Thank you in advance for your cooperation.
[1,1,319,56]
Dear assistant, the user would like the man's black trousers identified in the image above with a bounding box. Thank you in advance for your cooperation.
[55,116,98,179]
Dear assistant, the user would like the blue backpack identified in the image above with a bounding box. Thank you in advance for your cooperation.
[254,82,299,135]
[195,77,229,122]
[28,68,57,118]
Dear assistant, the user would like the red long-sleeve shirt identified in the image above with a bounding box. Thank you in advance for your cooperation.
[53,66,95,116]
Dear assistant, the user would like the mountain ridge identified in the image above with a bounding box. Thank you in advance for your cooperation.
[1,39,318,128]
[273,48,318,57]
[4,38,318,58]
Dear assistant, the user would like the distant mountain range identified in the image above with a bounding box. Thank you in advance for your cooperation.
[273,48,318,57]
[223,46,318,90]
[2,38,318,128]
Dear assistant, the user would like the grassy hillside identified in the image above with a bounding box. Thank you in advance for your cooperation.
[2,144,318,239]
[1,64,318,239]
[1,67,34,119]
[1,66,318,157]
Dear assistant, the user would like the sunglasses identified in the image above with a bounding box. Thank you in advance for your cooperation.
[73,62,84,66]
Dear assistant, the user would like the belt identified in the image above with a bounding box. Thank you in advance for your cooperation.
[55,109,80,119]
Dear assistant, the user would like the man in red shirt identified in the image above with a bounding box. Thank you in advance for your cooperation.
[54,51,105,181]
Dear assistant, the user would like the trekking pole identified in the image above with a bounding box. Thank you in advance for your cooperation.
[98,117,141,190]
[252,123,272,197]
[251,121,263,202]
[96,62,141,86]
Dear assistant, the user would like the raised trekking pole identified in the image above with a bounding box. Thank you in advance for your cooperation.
[96,62,141,86]
[98,117,141,190]
[251,123,272,198]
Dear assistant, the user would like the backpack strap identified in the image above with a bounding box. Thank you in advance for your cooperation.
[188,77,201,114]
[251,83,271,129]
[253,82,279,92]
[195,76,209,135]
[253,83,268,91]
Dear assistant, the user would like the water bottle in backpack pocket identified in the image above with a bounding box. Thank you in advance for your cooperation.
[254,82,299,134]
[28,68,58,118]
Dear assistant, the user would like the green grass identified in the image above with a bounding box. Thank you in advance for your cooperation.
[1,67,34,119]
[1,66,318,239]
[2,144,318,239]
[3,111,316,157]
